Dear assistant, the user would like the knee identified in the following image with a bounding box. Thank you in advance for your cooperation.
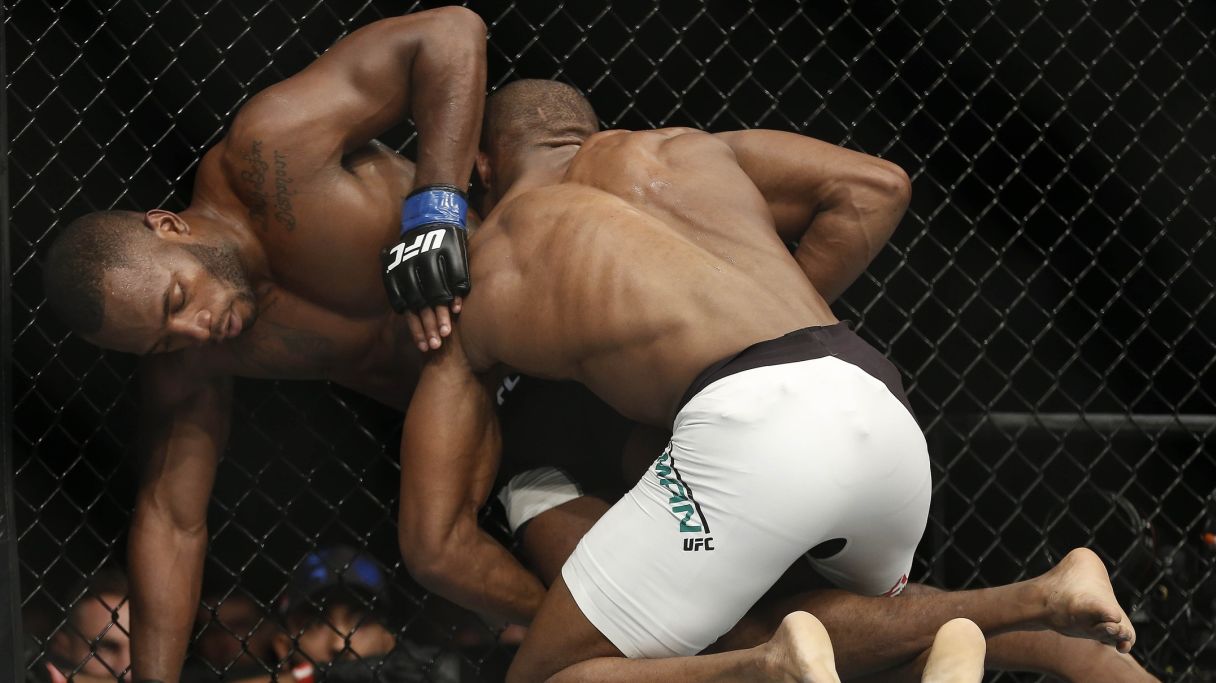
[936,617,984,641]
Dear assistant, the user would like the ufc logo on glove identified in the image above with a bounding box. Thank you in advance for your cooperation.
[384,228,446,271]
[380,185,471,312]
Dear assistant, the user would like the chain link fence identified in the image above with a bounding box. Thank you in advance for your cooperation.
[4,0,1214,680]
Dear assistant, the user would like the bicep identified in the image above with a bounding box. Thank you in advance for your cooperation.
[717,129,906,241]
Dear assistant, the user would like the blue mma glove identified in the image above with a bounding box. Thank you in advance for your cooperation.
[381,184,470,313]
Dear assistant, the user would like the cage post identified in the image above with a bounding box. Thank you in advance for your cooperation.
[0,2,24,679]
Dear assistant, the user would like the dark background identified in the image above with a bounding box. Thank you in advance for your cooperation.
[5,0,1215,679]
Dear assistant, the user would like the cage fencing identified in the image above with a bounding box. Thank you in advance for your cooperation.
[4,0,1215,680]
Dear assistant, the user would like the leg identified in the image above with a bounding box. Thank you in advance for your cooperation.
[517,497,1146,680]
[853,631,1157,683]
[507,576,839,683]
[519,496,611,585]
[711,562,1145,681]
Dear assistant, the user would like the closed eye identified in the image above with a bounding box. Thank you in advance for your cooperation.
[173,282,186,313]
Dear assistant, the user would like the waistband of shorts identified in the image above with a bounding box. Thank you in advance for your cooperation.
[676,321,914,418]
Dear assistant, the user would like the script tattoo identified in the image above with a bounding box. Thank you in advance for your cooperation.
[228,294,338,373]
[239,139,269,228]
[272,150,298,231]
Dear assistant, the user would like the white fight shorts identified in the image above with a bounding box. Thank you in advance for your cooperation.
[497,466,583,535]
[562,323,932,658]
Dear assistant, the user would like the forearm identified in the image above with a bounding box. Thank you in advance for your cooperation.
[128,504,208,683]
[407,8,486,188]
[408,525,547,625]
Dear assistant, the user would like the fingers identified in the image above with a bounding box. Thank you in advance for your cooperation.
[406,312,429,353]
[435,305,453,338]
[419,307,442,349]
[403,305,460,353]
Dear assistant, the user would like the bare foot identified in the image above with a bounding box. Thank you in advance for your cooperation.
[922,618,985,683]
[762,611,841,683]
[1035,548,1136,652]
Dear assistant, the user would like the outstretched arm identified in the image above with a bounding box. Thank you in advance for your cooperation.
[228,6,485,187]
[227,7,487,344]
[129,356,231,683]
[398,339,547,625]
[716,130,912,303]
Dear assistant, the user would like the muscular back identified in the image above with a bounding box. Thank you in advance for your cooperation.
[459,129,836,425]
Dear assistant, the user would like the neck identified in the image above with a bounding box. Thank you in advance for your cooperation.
[486,145,580,214]
[178,204,271,285]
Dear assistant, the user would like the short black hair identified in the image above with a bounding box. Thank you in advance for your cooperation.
[482,79,599,152]
[68,565,129,624]
[43,210,147,335]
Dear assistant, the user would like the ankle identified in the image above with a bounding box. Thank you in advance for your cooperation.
[1014,576,1053,629]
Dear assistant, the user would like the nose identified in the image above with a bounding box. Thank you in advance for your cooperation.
[168,309,213,344]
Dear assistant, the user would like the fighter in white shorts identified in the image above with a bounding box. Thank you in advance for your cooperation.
[564,323,931,657]
[400,81,1138,680]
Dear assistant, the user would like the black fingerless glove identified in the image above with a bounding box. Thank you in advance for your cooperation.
[381,185,471,313]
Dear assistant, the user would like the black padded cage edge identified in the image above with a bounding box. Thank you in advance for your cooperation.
[1,2,27,680]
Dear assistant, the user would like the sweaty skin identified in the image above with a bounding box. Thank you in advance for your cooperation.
[126,9,487,682]
[465,129,836,423]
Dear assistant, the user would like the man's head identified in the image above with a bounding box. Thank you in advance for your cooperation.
[476,79,599,207]
[274,547,396,666]
[43,209,257,354]
[49,567,131,678]
[194,589,275,671]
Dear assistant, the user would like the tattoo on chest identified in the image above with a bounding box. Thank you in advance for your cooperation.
[239,139,269,227]
[230,294,339,373]
[273,150,298,231]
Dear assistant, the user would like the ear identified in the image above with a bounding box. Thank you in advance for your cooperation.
[144,209,190,238]
[475,151,493,192]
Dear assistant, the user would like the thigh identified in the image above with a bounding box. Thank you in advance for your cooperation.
[519,495,612,585]
[559,441,818,660]
[507,575,622,683]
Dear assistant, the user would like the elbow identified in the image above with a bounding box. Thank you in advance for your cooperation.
[399,523,459,593]
[423,6,487,47]
[864,159,912,213]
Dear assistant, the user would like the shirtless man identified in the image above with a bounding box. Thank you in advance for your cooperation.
[41,9,487,681]
[394,79,1139,682]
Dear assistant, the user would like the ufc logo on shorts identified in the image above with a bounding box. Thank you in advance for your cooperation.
[683,537,715,552]
[385,229,445,272]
